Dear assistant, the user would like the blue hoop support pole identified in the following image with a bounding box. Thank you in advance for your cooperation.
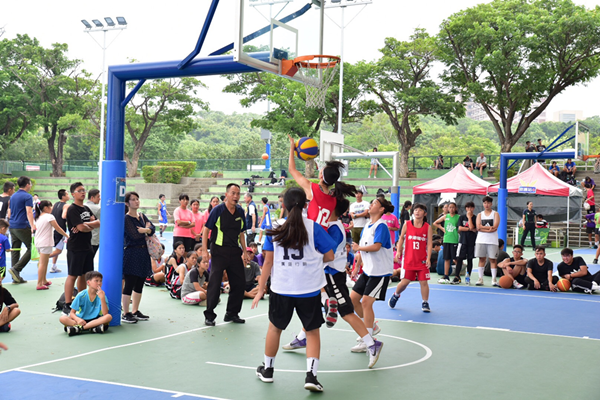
[391,186,400,242]
[265,141,271,171]
[179,0,221,69]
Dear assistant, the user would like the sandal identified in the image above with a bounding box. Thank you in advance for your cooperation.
[36,285,49,290]
[44,281,52,286]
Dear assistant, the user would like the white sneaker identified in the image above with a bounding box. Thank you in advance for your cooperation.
[373,322,381,336]
[592,282,600,294]
[475,278,484,286]
[351,339,368,353]
[492,279,500,287]
[513,280,524,289]
[437,277,450,284]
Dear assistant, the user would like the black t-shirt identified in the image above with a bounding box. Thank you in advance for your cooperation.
[557,256,591,278]
[340,213,352,227]
[66,203,94,252]
[523,209,536,224]
[526,145,535,152]
[0,196,10,219]
[0,286,16,312]
[527,258,554,281]
[458,214,477,244]
[206,203,247,248]
[52,201,67,244]
[463,157,473,166]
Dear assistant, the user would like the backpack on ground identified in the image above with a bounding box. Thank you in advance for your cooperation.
[53,288,79,313]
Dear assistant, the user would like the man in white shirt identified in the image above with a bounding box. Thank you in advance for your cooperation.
[475,153,487,178]
[349,190,370,243]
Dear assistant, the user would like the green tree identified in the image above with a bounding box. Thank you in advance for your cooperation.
[438,0,600,152]
[359,29,465,177]
[0,34,98,176]
[124,77,208,177]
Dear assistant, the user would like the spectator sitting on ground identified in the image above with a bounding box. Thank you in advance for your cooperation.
[243,247,262,299]
[181,255,209,305]
[548,161,560,177]
[556,248,600,294]
[165,242,186,291]
[525,246,558,291]
[536,215,548,229]
[463,155,474,171]
[497,245,528,288]
[434,155,444,170]
[145,244,166,287]
[564,158,577,175]
[475,152,487,178]
[0,276,21,332]
[429,241,441,273]
[170,251,198,300]
[58,271,112,336]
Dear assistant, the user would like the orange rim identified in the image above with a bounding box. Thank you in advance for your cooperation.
[293,55,340,69]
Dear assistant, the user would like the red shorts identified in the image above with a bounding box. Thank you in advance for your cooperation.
[401,268,430,281]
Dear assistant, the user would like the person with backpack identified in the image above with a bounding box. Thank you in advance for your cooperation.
[121,192,155,324]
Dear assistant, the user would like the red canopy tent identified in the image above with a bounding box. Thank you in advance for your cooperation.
[413,164,491,195]
[487,162,581,197]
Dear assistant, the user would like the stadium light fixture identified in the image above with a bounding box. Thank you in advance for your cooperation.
[104,17,115,27]
[116,17,127,26]
[81,20,92,29]
[92,19,104,28]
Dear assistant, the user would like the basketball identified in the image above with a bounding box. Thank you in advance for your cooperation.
[295,137,319,161]
[262,153,269,160]
[499,275,513,289]
[557,278,571,292]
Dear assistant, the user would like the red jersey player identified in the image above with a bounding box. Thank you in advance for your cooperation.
[388,203,433,312]
[287,135,356,229]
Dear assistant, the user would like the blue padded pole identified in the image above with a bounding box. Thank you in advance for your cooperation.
[498,155,509,250]
[391,186,400,242]
[265,141,271,171]
[100,69,127,326]
[179,0,221,70]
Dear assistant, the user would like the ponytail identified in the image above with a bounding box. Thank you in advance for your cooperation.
[267,188,308,250]
[35,200,52,221]
[331,181,357,201]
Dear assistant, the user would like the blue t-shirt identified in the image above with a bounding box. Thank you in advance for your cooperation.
[9,189,33,229]
[0,233,10,267]
[71,289,108,320]
[324,223,344,276]
[565,161,576,170]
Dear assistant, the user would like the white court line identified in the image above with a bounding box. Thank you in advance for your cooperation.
[12,370,229,400]
[206,329,433,373]
[0,313,267,374]
[476,326,510,331]
[376,318,600,342]
[401,286,600,303]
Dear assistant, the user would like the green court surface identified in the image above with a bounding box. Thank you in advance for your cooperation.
[1,247,599,399]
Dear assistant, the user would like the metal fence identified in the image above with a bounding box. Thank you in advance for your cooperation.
[0,155,502,175]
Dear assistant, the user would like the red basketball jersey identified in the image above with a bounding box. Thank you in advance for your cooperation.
[402,220,429,270]
[307,182,337,229]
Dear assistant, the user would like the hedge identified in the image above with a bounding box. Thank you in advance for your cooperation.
[157,161,196,177]
[142,166,184,184]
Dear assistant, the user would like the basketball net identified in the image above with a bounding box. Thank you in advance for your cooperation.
[293,55,340,109]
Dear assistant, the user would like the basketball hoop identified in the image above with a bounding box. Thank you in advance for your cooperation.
[281,55,340,109]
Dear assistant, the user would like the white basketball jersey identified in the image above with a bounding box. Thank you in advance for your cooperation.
[359,218,393,277]
[271,216,326,295]
[326,220,347,273]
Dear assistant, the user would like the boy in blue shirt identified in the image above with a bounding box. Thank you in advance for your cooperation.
[59,271,112,336]
[0,219,13,280]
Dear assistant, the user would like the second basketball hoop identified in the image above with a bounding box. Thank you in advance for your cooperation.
[281,55,340,109]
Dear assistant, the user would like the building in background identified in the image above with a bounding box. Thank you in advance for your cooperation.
[553,110,583,123]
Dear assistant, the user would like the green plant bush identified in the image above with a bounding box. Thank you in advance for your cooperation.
[142,166,184,184]
[157,161,196,177]
[6,177,36,194]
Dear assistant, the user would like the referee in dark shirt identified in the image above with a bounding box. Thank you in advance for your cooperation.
[202,183,248,326]
[520,201,536,248]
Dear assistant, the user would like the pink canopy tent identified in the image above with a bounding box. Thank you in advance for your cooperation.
[488,162,581,197]
[413,164,491,195]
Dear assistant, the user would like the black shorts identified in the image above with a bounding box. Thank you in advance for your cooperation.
[352,274,390,301]
[443,243,458,261]
[245,282,258,292]
[67,250,94,277]
[268,291,323,331]
[324,272,354,317]
[456,242,475,259]
[587,226,596,234]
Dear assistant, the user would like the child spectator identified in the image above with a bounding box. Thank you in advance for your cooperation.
[429,241,441,273]
[171,251,198,300]
[0,277,21,332]
[165,242,186,291]
[181,255,209,305]
[453,201,478,285]
[0,219,12,280]
[34,201,69,290]
[243,247,262,299]
[157,194,170,240]
[58,271,112,336]
[585,184,596,214]
[433,202,460,284]
[585,212,596,249]
[536,215,548,229]
[145,244,166,287]
[257,197,272,244]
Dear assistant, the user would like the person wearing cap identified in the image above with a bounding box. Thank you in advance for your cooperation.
[243,247,262,299]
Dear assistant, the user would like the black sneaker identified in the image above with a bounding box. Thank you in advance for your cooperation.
[304,372,324,392]
[256,364,274,383]
[451,277,461,285]
[121,312,138,324]
[422,301,431,313]
[66,326,81,336]
[91,325,105,334]
[61,303,72,317]
[132,310,149,321]
[594,259,598,264]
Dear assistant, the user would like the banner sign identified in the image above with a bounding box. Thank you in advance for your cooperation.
[517,227,549,245]
[518,186,537,194]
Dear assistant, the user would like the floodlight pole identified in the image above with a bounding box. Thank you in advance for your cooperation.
[83,20,127,188]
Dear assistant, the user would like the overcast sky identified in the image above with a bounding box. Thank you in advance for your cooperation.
[2,0,600,119]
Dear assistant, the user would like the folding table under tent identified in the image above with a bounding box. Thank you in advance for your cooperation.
[413,164,492,220]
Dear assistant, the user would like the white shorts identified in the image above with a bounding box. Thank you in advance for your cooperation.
[37,246,53,255]
[475,243,499,259]
[181,291,206,305]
